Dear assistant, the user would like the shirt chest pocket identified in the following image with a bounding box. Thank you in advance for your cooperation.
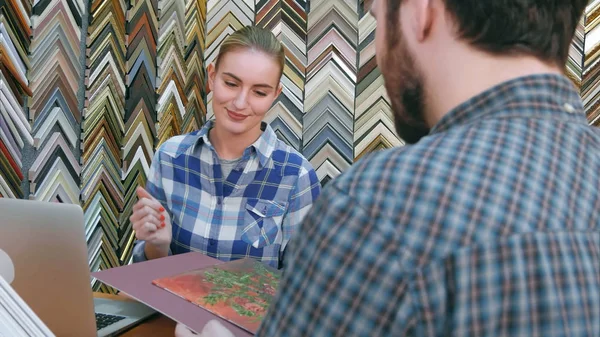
[242,199,287,249]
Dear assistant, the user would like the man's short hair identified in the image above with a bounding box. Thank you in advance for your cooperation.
[387,0,588,67]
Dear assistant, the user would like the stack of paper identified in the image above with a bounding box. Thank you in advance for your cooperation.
[0,276,55,337]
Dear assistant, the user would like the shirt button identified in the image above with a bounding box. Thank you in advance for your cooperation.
[217,198,222,205]
[564,103,575,113]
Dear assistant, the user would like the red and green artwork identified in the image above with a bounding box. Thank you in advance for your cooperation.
[152,258,281,333]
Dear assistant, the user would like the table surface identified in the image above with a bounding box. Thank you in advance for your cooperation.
[93,292,176,336]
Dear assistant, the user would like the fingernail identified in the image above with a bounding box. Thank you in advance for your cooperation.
[159,206,165,212]
[160,222,165,228]
[160,214,165,221]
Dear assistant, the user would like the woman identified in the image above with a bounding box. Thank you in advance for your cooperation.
[129,26,321,270]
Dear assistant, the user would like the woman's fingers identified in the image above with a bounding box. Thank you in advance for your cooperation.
[143,221,159,233]
[133,197,163,213]
[131,204,159,223]
[134,221,159,240]
[132,206,159,228]
[131,189,167,242]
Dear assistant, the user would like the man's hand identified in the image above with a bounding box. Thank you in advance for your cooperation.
[130,187,172,254]
[174,320,235,337]
[175,323,198,336]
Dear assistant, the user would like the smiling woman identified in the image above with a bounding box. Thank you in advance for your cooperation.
[128,26,321,271]
[207,36,284,152]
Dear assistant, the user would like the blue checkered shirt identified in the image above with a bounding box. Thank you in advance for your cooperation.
[132,120,321,269]
[257,74,600,336]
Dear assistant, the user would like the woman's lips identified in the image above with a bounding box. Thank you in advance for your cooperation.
[226,108,248,121]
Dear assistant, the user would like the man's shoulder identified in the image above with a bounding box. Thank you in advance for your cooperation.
[333,137,437,191]
[327,130,474,215]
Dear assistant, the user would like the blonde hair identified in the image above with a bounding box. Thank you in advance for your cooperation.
[215,26,285,79]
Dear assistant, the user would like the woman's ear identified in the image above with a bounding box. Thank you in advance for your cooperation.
[207,63,216,91]
[275,83,283,97]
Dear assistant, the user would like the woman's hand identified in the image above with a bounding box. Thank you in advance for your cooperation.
[130,187,172,251]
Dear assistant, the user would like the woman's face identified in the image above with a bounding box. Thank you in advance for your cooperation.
[208,48,282,137]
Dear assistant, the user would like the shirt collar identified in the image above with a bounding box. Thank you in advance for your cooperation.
[177,119,277,168]
[430,73,588,135]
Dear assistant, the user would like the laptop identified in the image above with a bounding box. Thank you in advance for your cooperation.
[0,198,156,336]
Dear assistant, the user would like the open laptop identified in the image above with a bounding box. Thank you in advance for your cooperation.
[0,198,156,336]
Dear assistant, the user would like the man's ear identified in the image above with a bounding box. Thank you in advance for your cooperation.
[408,0,435,42]
[207,63,216,91]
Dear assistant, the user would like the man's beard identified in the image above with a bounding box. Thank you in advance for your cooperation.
[381,25,430,144]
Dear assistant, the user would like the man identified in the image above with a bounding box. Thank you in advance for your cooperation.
[178,0,598,335]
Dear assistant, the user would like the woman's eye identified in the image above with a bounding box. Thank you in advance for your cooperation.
[225,82,237,87]
[255,91,267,97]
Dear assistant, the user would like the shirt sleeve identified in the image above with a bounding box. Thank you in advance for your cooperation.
[131,148,173,263]
[278,163,321,268]
[146,148,168,207]
[256,182,413,336]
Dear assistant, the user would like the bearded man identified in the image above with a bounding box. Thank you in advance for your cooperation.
[178,0,599,336]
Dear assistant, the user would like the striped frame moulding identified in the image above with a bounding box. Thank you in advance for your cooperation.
[0,0,599,289]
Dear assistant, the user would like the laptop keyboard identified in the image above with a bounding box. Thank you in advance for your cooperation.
[95,312,126,330]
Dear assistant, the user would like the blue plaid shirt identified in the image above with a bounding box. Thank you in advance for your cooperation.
[132,120,321,269]
[257,74,600,336]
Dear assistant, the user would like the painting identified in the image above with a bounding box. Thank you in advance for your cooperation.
[152,258,281,333]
